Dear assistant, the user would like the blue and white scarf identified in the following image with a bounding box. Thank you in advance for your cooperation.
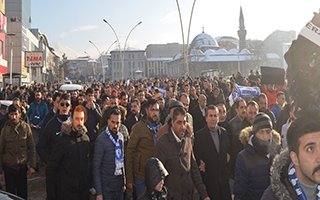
[147,123,161,144]
[288,162,320,200]
[105,127,124,176]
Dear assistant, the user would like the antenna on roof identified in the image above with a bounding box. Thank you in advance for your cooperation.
[202,26,204,33]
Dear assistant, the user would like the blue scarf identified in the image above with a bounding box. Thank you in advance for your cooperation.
[147,123,161,144]
[105,127,124,176]
[288,162,320,200]
[56,115,71,124]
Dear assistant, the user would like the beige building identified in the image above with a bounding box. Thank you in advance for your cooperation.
[110,49,145,80]
[145,43,183,78]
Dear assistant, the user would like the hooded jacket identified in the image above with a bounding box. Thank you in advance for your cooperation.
[261,149,299,200]
[46,121,90,200]
[138,157,168,200]
[234,126,281,200]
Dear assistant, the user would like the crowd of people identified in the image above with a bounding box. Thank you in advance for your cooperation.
[0,70,319,200]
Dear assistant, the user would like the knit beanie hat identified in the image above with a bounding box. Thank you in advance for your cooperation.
[253,112,273,134]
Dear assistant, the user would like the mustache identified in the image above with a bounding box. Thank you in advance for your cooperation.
[312,165,320,175]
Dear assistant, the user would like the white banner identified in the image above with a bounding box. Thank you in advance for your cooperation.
[25,51,44,67]
[300,21,320,47]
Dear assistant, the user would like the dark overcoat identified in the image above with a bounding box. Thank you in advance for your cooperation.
[194,126,232,200]
[154,129,208,200]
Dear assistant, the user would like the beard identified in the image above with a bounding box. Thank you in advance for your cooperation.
[148,115,159,124]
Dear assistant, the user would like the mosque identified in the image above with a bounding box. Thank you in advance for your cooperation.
[167,7,274,78]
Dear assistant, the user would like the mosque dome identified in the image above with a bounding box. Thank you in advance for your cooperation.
[189,32,219,53]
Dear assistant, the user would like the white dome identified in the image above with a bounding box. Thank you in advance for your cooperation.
[190,49,204,56]
[228,48,239,54]
[204,49,216,56]
[189,32,219,51]
[240,48,251,54]
[215,48,228,54]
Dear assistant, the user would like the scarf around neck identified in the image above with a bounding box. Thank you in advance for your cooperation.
[105,127,124,176]
[288,162,320,200]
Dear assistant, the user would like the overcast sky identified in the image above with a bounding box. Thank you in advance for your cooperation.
[31,0,320,58]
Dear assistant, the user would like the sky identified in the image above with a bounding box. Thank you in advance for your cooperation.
[31,0,320,58]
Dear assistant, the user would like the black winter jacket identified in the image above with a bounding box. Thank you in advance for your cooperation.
[46,121,90,200]
[234,126,281,200]
[37,115,70,163]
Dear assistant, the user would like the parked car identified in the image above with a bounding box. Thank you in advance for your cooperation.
[0,190,25,200]
[59,84,83,91]
[0,100,13,110]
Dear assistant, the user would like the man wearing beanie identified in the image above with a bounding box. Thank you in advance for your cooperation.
[234,113,281,200]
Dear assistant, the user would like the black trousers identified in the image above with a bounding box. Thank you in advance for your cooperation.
[3,165,28,199]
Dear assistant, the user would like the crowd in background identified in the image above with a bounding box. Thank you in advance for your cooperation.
[0,69,296,200]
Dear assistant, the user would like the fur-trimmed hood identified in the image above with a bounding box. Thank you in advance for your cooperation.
[61,121,89,142]
[239,126,282,145]
[268,148,298,199]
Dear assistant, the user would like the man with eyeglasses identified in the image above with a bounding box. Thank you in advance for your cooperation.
[37,93,72,164]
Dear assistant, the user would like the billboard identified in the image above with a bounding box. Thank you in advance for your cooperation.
[25,51,44,68]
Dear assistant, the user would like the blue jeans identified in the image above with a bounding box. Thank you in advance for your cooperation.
[103,190,123,200]
[134,178,145,198]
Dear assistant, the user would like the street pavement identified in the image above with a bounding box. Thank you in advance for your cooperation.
[28,165,95,200]
[28,166,46,200]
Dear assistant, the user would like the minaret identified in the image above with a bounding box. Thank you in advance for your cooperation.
[238,6,247,50]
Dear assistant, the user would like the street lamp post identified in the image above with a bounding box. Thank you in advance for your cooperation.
[89,40,103,82]
[104,40,117,81]
[175,0,197,76]
[123,21,142,51]
[7,33,16,85]
[103,19,142,80]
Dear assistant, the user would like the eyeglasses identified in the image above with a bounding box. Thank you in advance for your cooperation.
[60,102,70,107]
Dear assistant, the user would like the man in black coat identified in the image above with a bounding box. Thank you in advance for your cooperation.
[46,105,90,200]
[37,93,71,164]
[194,105,232,200]
[234,113,281,200]
[190,94,207,133]
[124,99,141,134]
[40,92,61,134]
